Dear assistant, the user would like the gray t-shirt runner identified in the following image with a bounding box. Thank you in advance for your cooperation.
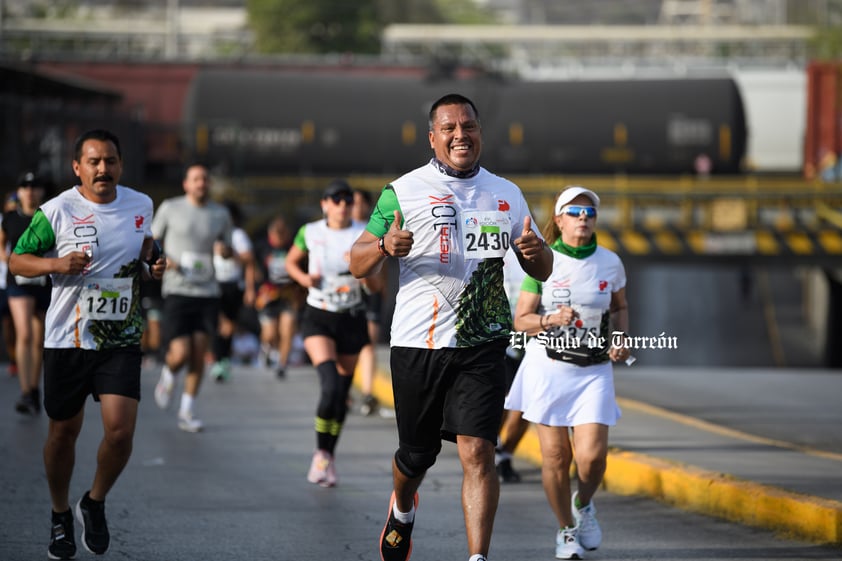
[151,195,233,298]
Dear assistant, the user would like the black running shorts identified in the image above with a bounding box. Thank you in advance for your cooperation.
[390,339,508,445]
[217,281,244,322]
[299,304,369,356]
[161,295,219,344]
[43,346,142,420]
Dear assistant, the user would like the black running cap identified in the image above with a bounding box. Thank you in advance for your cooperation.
[17,171,44,187]
[323,179,353,199]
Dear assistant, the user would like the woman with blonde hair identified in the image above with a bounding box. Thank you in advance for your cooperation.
[504,185,631,559]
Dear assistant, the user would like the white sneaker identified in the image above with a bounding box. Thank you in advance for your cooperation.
[178,411,204,433]
[572,491,602,550]
[306,450,331,485]
[555,527,584,560]
[154,367,174,410]
[322,455,337,488]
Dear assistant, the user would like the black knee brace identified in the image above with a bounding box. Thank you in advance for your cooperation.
[394,444,440,479]
[316,360,340,419]
[335,374,354,424]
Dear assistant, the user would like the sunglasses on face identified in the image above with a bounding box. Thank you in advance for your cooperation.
[327,193,354,205]
[560,205,597,218]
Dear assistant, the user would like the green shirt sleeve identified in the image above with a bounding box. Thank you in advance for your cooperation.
[293,224,308,251]
[520,274,542,295]
[13,209,56,256]
[366,186,402,238]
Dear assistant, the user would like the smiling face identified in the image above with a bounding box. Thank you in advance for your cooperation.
[555,194,598,247]
[428,102,482,172]
[73,138,122,204]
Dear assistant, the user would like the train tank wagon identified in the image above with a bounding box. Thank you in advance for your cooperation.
[182,69,746,176]
[181,70,472,176]
[488,77,746,174]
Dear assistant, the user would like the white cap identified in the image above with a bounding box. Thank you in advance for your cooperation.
[554,186,600,215]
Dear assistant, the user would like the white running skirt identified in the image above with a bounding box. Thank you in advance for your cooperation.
[504,339,621,427]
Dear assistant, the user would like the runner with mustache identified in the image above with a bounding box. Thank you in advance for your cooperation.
[9,129,165,558]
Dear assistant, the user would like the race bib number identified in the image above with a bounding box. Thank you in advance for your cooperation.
[547,306,605,344]
[461,211,511,259]
[79,278,133,320]
[267,254,290,284]
[180,251,214,283]
[323,274,362,310]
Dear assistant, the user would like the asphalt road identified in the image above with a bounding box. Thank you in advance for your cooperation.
[1,361,839,561]
[613,366,842,455]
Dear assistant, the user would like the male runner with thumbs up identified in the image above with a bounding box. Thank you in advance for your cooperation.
[350,93,552,561]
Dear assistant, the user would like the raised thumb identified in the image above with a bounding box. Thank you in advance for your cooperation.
[522,215,532,236]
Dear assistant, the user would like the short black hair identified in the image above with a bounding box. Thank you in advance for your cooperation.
[73,129,122,161]
[353,188,373,206]
[428,93,480,131]
[182,161,209,180]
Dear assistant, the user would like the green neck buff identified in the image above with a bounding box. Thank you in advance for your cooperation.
[551,234,598,259]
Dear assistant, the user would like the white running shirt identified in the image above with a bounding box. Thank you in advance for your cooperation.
[214,227,252,286]
[522,244,627,347]
[293,219,367,313]
[13,185,153,350]
[505,243,626,427]
[366,162,540,349]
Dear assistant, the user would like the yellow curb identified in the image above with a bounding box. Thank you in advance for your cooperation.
[603,449,842,544]
[357,364,842,545]
[503,420,842,545]
[370,370,395,409]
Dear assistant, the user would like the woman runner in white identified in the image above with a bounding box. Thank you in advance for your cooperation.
[286,179,379,487]
[504,186,632,560]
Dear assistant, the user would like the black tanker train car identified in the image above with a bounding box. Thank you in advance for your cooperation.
[182,69,746,176]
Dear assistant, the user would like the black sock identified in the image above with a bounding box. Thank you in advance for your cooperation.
[52,509,72,521]
[82,491,104,507]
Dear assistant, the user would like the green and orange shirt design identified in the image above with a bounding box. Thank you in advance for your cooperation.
[367,162,541,349]
[14,185,153,350]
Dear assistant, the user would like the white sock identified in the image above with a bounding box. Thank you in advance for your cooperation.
[392,501,415,524]
[469,554,487,561]
[179,393,194,417]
